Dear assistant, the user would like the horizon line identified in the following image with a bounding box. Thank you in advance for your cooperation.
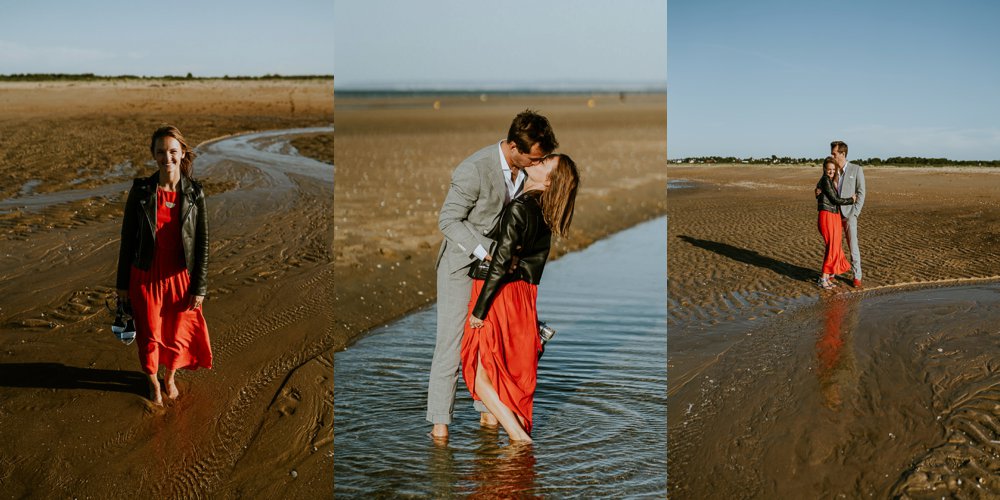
[337,81,667,93]
[0,72,333,79]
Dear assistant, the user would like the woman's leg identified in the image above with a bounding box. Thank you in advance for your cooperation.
[146,371,163,406]
[475,357,532,443]
[164,368,179,399]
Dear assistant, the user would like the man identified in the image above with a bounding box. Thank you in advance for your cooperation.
[427,110,558,440]
[830,140,866,287]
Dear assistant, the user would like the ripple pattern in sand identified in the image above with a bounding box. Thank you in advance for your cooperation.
[668,284,1000,498]
[0,127,334,498]
[335,217,666,496]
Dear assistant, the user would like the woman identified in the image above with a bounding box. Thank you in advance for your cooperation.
[460,154,580,443]
[116,126,212,405]
[816,156,857,290]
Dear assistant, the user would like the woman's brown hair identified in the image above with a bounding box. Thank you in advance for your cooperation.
[150,125,197,180]
[540,154,580,237]
[823,156,840,185]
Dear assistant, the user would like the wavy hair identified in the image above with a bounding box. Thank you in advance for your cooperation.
[540,154,580,237]
[150,125,197,180]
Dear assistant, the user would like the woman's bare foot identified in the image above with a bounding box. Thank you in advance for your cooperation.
[146,374,163,406]
[480,412,499,427]
[509,434,534,445]
[164,369,179,400]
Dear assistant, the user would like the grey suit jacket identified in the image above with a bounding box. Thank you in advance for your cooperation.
[838,161,866,218]
[436,143,508,273]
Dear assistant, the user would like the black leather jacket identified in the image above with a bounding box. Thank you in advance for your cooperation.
[472,191,551,319]
[816,175,854,214]
[116,172,209,296]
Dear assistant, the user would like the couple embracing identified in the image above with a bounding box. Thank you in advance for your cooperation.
[816,140,866,290]
[426,110,580,444]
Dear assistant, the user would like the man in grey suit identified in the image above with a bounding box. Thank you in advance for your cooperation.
[428,110,558,440]
[831,140,866,288]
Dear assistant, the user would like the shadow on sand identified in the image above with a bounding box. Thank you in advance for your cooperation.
[677,235,816,282]
[0,362,147,396]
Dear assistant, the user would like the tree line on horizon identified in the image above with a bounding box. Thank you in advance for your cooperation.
[0,73,332,81]
[672,155,1000,167]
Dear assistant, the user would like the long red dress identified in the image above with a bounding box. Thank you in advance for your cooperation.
[129,188,212,374]
[460,279,541,433]
[818,210,851,276]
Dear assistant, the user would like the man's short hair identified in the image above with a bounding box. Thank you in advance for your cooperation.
[507,109,558,155]
[830,140,848,156]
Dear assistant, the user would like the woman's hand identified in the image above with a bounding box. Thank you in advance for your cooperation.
[851,194,857,202]
[469,316,484,329]
[188,294,205,311]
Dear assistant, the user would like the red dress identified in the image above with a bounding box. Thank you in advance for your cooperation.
[129,188,212,374]
[818,210,851,276]
[460,279,541,433]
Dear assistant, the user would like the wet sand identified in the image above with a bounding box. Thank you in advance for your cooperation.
[333,93,667,351]
[0,80,334,497]
[667,164,1000,497]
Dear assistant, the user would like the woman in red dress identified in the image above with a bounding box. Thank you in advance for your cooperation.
[461,154,580,443]
[816,156,857,290]
[116,126,212,405]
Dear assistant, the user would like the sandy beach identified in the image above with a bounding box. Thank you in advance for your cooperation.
[667,164,1000,497]
[0,80,334,497]
[333,93,668,351]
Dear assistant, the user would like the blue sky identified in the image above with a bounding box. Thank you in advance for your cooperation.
[0,0,333,76]
[669,0,1000,160]
[334,0,667,91]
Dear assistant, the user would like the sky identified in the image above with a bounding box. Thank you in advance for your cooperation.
[0,0,334,76]
[334,0,667,91]
[669,0,1000,160]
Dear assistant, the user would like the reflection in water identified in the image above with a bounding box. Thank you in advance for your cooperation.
[669,283,1000,498]
[814,296,859,410]
[465,441,538,497]
[335,217,666,496]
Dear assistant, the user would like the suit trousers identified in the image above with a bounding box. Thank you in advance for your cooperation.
[427,260,488,424]
[842,215,862,279]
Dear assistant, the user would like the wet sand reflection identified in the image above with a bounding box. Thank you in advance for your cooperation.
[669,283,1000,498]
[814,295,859,411]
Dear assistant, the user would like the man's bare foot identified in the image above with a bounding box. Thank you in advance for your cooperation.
[480,412,499,427]
[430,424,449,441]
[164,370,179,400]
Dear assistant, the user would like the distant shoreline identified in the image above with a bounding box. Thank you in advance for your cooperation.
[0,73,332,81]
[338,89,664,98]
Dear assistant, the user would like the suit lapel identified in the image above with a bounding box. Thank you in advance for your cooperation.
[489,144,507,205]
